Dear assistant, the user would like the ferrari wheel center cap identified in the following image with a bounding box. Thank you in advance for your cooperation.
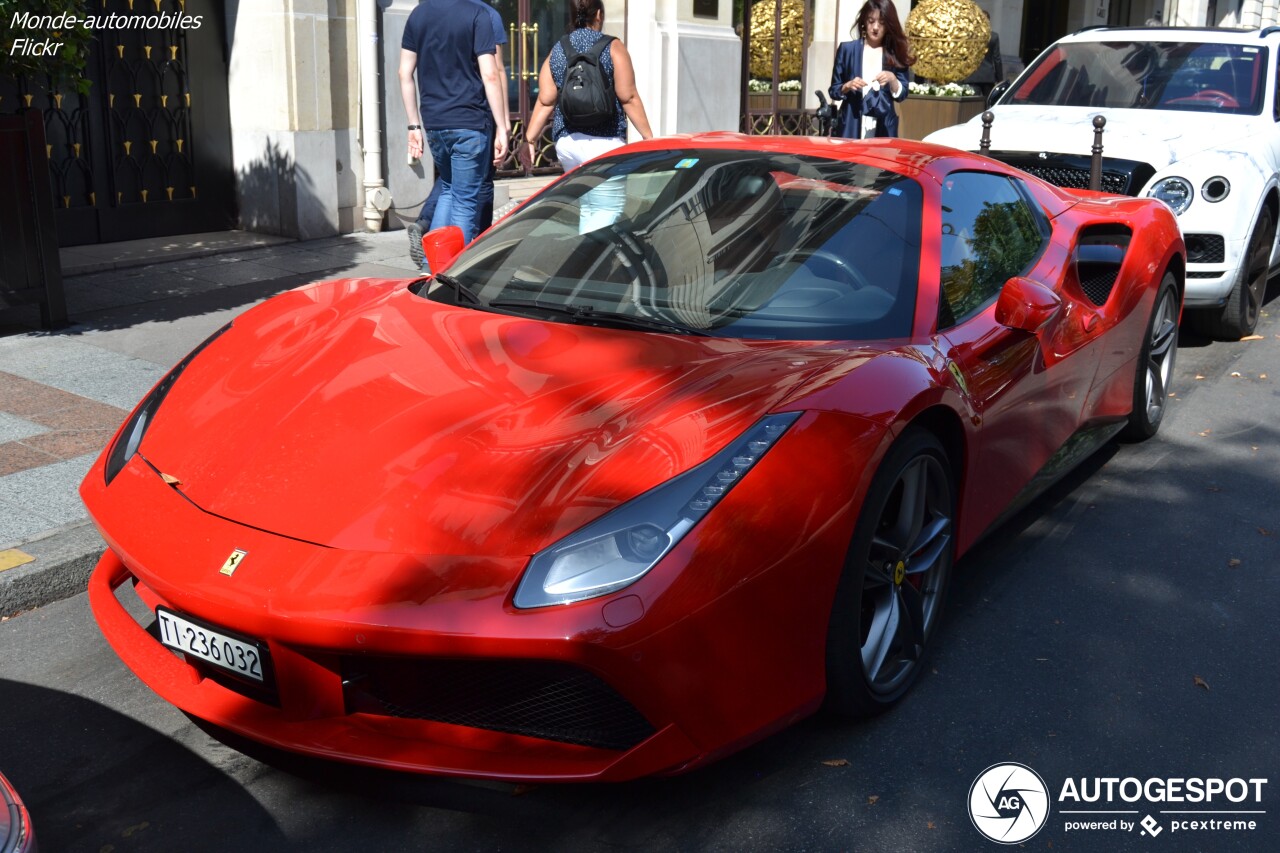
[893,560,906,585]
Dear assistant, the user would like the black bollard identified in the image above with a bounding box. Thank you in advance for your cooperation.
[1089,115,1107,192]
[979,111,994,155]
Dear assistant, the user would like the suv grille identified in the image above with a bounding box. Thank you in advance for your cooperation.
[342,657,656,751]
[1020,166,1129,195]
[988,151,1156,197]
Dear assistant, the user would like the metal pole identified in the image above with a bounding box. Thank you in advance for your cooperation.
[1090,115,1107,192]
[358,0,390,231]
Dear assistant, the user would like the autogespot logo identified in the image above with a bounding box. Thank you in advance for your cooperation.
[969,763,1051,844]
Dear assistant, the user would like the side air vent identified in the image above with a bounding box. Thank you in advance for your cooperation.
[1076,225,1131,306]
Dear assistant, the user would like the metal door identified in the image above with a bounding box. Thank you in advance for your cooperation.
[493,0,570,177]
[741,0,816,135]
[0,0,233,247]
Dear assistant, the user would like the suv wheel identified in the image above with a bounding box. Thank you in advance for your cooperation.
[1188,206,1274,340]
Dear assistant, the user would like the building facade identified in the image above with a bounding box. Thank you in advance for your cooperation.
[222,0,1280,239]
[9,0,1280,248]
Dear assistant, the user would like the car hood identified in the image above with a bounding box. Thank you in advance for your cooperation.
[927,105,1256,169]
[139,278,875,557]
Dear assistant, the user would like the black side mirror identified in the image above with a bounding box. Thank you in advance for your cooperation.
[987,80,1011,109]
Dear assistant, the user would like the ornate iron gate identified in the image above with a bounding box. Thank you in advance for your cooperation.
[0,0,233,247]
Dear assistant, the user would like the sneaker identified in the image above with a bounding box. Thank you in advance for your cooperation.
[408,219,428,271]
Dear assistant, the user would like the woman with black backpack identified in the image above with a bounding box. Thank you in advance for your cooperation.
[522,0,653,173]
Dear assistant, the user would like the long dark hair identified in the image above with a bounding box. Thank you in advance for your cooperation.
[855,0,915,68]
[569,0,603,30]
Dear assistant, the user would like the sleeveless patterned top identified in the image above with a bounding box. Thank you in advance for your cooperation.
[549,28,628,141]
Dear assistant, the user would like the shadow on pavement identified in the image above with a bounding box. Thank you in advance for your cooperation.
[0,679,289,851]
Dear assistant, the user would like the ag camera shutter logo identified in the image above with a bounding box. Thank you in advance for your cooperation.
[969,763,1051,844]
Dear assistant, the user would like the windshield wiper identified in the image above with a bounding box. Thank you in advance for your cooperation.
[487,298,710,336]
[433,272,483,305]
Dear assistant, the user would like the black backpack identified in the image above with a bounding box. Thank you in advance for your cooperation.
[557,34,616,129]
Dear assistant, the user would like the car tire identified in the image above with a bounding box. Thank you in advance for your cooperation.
[1189,205,1274,340]
[1121,272,1179,442]
[824,428,955,718]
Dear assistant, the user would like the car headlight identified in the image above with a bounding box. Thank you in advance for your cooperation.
[1147,176,1193,215]
[104,323,231,485]
[513,412,802,608]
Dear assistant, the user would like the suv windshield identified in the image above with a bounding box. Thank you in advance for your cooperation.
[1006,40,1268,115]
[429,149,922,341]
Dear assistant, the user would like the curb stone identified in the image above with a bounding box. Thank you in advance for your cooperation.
[0,521,104,618]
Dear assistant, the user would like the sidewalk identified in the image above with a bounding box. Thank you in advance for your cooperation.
[0,225,431,616]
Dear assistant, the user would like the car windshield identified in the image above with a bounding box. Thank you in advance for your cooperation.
[428,149,922,341]
[1006,40,1268,115]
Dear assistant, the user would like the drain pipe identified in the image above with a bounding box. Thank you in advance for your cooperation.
[358,0,391,231]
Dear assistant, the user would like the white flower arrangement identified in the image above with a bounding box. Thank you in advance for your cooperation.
[909,81,979,98]
[748,78,803,93]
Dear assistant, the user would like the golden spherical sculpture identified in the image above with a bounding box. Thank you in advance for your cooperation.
[906,0,991,83]
[749,0,806,81]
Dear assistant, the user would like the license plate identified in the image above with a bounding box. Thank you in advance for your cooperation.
[156,607,269,684]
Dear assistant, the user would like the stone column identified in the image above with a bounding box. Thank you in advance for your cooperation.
[226,0,344,239]
[623,0,741,136]
[381,0,430,233]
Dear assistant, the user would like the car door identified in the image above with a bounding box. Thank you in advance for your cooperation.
[934,170,1103,539]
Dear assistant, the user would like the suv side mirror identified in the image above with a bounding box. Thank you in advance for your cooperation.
[995,276,1061,332]
[987,80,1011,109]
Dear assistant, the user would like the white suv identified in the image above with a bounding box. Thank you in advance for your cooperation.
[927,26,1280,340]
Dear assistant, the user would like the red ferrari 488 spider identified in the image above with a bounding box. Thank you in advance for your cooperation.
[83,134,1184,782]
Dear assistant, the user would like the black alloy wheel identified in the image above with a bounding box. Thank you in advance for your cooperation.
[825,429,955,716]
[1122,272,1179,441]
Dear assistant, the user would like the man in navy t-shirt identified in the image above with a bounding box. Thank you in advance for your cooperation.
[406,2,509,270]
[399,0,509,245]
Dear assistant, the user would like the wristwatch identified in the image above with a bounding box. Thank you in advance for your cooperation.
[407,124,422,130]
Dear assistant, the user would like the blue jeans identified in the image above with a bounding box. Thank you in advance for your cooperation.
[426,128,489,245]
[417,126,496,241]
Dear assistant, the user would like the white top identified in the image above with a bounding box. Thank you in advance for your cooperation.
[861,45,884,136]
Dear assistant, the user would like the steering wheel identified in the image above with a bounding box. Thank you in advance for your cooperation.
[805,249,872,291]
[1166,89,1239,109]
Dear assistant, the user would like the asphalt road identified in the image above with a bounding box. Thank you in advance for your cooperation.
[1,290,1277,853]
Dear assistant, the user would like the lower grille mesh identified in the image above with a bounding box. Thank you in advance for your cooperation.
[342,657,656,751]
[1184,234,1225,264]
[1079,268,1119,306]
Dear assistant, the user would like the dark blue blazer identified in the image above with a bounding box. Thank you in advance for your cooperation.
[828,40,909,139]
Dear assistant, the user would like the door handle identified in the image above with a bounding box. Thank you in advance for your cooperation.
[508,23,516,81]
[523,23,539,80]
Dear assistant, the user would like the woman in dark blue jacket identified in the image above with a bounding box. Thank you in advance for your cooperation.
[829,0,914,138]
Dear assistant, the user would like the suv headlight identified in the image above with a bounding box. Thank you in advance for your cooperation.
[513,412,801,608]
[104,323,231,485]
[1147,176,1193,215]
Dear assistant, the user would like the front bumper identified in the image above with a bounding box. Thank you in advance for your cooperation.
[1180,231,1246,307]
[90,549,707,781]
[83,412,867,781]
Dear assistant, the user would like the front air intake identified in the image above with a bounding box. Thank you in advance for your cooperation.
[342,656,656,750]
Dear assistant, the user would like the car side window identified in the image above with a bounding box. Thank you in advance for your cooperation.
[938,172,1049,328]
[1274,51,1280,121]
